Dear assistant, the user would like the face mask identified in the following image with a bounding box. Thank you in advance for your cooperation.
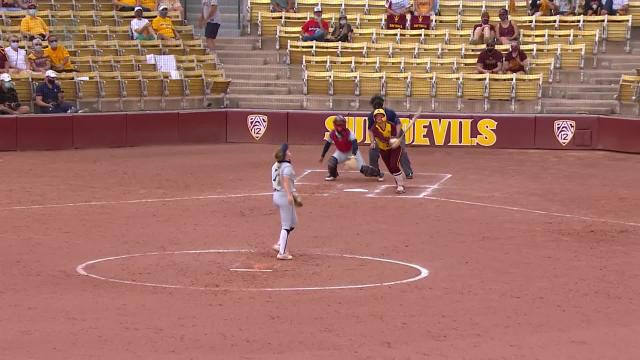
[487,46,495,51]
[315,15,322,21]
[47,78,56,85]
[28,9,36,16]
[3,81,14,89]
[49,41,58,49]
[592,3,598,8]
[499,14,508,21]
[34,45,42,51]
[160,10,168,16]
[339,19,346,25]
[481,18,489,25]
[511,45,520,53]
[10,42,19,50]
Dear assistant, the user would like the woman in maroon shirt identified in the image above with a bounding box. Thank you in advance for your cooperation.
[503,42,529,74]
[497,8,520,45]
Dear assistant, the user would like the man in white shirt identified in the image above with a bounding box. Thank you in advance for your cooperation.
[199,0,221,53]
[130,6,155,40]
[5,35,29,73]
[603,0,629,15]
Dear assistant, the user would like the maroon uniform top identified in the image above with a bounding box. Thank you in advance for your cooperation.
[504,49,528,73]
[476,49,504,71]
[498,21,516,38]
[302,19,329,36]
[473,23,496,33]
[0,48,7,69]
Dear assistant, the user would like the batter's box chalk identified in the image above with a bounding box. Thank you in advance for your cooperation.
[367,185,437,199]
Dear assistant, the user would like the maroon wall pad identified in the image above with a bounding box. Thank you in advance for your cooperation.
[126,112,180,146]
[226,110,287,144]
[17,115,73,150]
[72,113,127,149]
[0,116,17,151]
[598,116,640,153]
[178,110,227,144]
[534,115,598,150]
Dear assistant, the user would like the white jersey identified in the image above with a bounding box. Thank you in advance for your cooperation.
[272,161,296,192]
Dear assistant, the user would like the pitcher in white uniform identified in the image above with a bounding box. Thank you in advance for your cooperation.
[271,144,297,260]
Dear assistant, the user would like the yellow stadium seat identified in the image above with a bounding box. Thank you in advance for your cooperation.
[366,43,392,57]
[405,58,431,73]
[409,72,435,98]
[432,15,460,30]
[434,73,461,99]
[392,43,419,58]
[616,75,640,103]
[339,42,367,57]
[303,55,332,72]
[379,57,404,72]
[257,12,284,37]
[386,72,410,97]
[354,56,379,72]
[461,72,488,100]
[276,26,301,49]
[304,71,331,95]
[515,73,543,101]
[488,73,515,101]
[604,15,632,52]
[438,0,462,16]
[356,14,385,29]
[359,72,384,96]
[332,71,359,96]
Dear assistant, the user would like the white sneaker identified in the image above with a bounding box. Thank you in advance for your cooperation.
[396,185,406,194]
[324,176,336,181]
[277,253,293,260]
[272,244,280,253]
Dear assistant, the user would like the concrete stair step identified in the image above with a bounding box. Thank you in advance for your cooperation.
[563,91,617,100]
[219,56,266,66]
[229,79,302,90]
[215,43,256,51]
[229,86,291,95]
[215,36,260,45]
[224,64,291,77]
[609,62,640,71]
[590,77,622,85]
[543,98,617,107]
[543,106,614,115]
[216,49,280,63]
[236,102,303,110]
[227,72,281,81]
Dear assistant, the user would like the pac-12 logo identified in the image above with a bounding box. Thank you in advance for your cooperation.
[247,114,268,141]
[554,120,576,146]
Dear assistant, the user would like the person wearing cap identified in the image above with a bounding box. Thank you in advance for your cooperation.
[326,14,353,42]
[35,70,76,113]
[0,73,30,114]
[301,6,329,42]
[130,6,156,40]
[270,0,294,12]
[199,0,222,53]
[113,0,150,12]
[5,35,30,73]
[503,41,529,74]
[476,39,504,74]
[44,35,74,72]
[27,38,51,73]
[152,5,181,40]
[367,95,414,179]
[20,4,49,41]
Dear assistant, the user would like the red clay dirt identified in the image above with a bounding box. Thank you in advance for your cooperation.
[1,144,639,359]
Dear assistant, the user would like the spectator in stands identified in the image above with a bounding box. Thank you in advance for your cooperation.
[603,0,629,15]
[476,39,503,74]
[585,0,603,15]
[20,4,49,41]
[271,0,294,12]
[497,8,519,45]
[503,42,529,74]
[131,6,156,40]
[414,0,435,16]
[301,6,329,42]
[44,35,74,72]
[0,48,8,72]
[114,0,151,12]
[5,35,29,73]
[535,0,559,15]
[141,0,157,12]
[35,70,77,113]
[161,0,183,14]
[0,73,30,114]
[28,38,50,73]
[200,0,221,53]
[472,11,496,45]
[326,15,353,42]
[152,5,181,40]
[386,0,411,15]
[1,0,34,10]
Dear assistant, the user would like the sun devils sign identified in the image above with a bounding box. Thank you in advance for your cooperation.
[247,114,268,141]
[554,120,576,146]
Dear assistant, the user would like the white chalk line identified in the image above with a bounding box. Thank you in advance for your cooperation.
[75,249,430,292]
[424,196,640,228]
[229,268,273,272]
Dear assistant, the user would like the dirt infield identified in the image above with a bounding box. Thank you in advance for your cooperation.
[1,144,639,359]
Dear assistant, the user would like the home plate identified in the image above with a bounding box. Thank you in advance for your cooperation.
[343,188,369,192]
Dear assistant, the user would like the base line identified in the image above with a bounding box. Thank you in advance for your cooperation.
[424,196,640,228]
[229,268,273,272]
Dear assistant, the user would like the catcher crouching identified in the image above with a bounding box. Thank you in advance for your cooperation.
[320,115,383,181]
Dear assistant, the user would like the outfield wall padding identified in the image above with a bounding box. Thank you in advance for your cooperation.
[73,113,127,149]
[0,115,17,151]
[1,110,639,153]
[17,115,73,150]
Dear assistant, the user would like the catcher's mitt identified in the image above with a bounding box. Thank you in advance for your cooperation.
[292,193,303,207]
[343,156,358,170]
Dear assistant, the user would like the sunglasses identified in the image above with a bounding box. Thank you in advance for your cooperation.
[49,40,58,43]
[10,40,19,43]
